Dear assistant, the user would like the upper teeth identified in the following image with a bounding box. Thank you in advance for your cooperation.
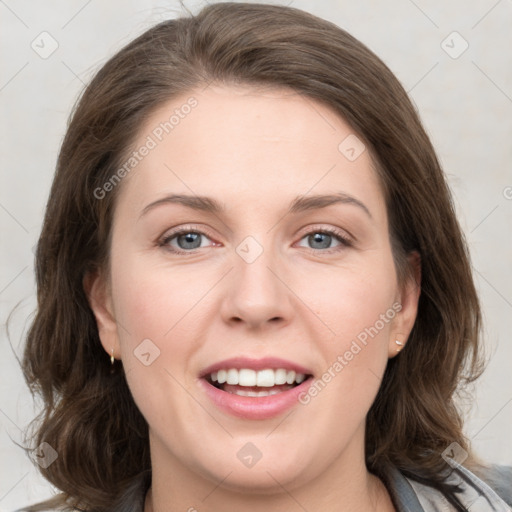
[210,368,306,387]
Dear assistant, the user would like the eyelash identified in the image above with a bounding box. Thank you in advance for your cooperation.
[158,225,353,255]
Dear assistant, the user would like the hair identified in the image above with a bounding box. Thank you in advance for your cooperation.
[21,2,485,510]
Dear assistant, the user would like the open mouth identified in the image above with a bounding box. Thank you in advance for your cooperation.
[198,359,315,419]
[204,368,313,397]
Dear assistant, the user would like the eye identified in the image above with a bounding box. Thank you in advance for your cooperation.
[158,225,352,255]
[296,228,352,252]
[159,227,216,254]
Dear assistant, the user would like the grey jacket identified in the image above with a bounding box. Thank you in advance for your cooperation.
[106,463,512,511]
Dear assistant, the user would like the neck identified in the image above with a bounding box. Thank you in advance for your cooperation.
[144,432,395,512]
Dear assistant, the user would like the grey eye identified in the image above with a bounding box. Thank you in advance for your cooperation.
[307,233,334,249]
[175,232,203,250]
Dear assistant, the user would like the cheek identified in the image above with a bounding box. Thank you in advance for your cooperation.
[292,266,396,448]
[109,259,207,435]
[297,256,397,347]
[108,253,207,409]
[110,252,212,343]
[293,254,397,409]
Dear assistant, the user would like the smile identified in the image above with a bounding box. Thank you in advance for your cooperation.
[208,368,307,396]
[199,357,314,419]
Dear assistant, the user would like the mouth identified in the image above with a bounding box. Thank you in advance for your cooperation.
[198,357,314,419]
[205,368,311,396]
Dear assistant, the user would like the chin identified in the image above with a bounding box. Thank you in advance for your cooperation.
[188,439,318,495]
[202,459,312,494]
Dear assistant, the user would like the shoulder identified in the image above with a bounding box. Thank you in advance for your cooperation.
[404,463,512,511]
[16,471,150,512]
[470,464,512,506]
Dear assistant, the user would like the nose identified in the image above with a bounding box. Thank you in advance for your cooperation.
[220,242,293,330]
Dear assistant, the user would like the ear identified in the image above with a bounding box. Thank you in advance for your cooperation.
[388,251,421,358]
[83,270,121,361]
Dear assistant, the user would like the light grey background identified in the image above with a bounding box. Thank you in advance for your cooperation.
[1,0,511,509]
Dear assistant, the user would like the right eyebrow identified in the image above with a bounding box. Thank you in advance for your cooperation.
[140,194,224,218]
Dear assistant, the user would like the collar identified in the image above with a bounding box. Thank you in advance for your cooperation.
[113,463,511,512]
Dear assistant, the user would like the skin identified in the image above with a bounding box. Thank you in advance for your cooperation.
[86,85,421,512]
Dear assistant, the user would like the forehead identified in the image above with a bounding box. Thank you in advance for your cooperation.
[115,84,385,218]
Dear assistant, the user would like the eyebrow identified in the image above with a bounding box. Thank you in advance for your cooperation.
[140,192,372,219]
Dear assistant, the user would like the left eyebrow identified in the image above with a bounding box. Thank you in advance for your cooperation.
[288,193,372,219]
[139,192,372,219]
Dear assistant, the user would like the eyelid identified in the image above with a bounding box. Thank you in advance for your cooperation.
[158,223,354,254]
[158,224,219,253]
[296,224,353,243]
[160,223,216,240]
[294,225,354,254]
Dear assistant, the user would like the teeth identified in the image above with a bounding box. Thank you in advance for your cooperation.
[257,369,275,387]
[274,368,287,385]
[239,369,256,386]
[209,368,308,387]
[217,369,227,384]
[295,373,305,384]
[229,388,282,397]
[226,369,238,385]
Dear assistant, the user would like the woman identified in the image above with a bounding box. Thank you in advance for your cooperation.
[20,2,511,511]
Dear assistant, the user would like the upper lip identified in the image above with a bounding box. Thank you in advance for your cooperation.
[199,356,313,378]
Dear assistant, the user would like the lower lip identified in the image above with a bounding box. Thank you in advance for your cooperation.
[199,378,313,420]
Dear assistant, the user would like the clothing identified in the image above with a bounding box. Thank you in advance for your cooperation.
[20,463,512,511]
[110,463,512,511]
[385,464,512,511]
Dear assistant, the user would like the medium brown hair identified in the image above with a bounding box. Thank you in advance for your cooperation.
[21,2,484,510]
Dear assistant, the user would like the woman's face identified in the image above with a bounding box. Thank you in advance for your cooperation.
[89,85,419,494]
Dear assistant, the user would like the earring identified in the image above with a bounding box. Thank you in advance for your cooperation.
[110,348,115,365]
[395,340,404,352]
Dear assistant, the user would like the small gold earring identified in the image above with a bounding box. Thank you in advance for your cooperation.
[395,340,404,352]
[110,348,115,365]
